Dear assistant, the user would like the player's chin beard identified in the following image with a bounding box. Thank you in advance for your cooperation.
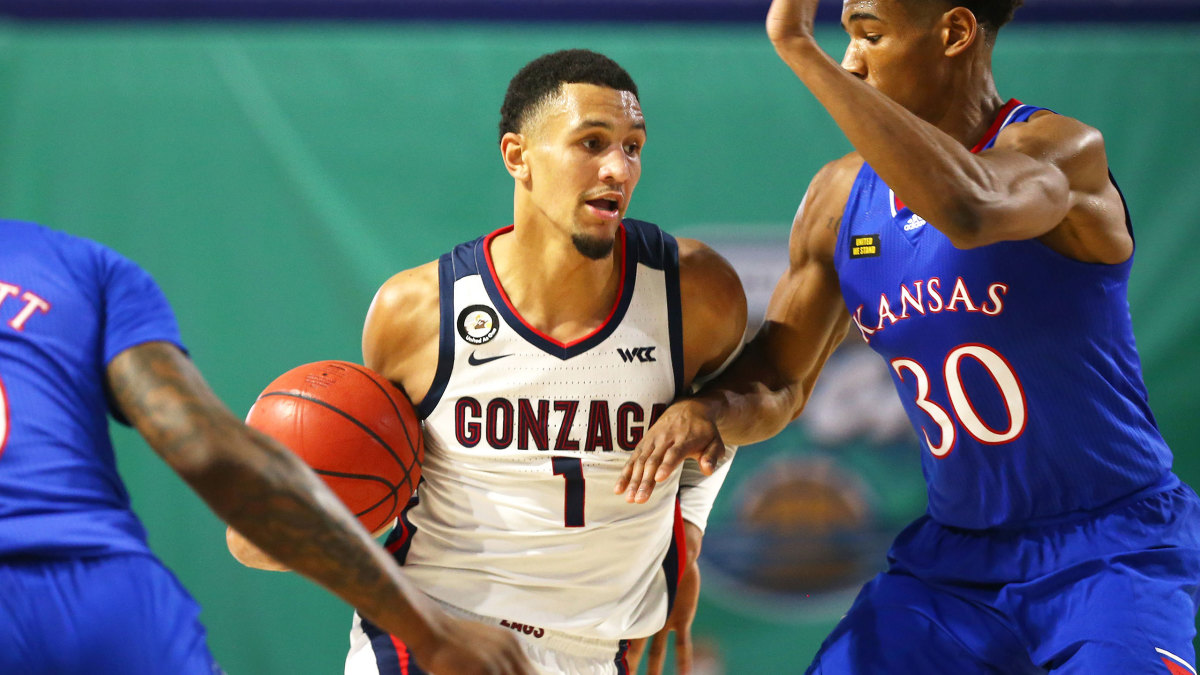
[571,232,615,260]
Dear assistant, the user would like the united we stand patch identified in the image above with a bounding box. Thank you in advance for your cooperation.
[850,234,881,258]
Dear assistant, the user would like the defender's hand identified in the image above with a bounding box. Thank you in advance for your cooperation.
[615,399,725,505]
[418,616,535,675]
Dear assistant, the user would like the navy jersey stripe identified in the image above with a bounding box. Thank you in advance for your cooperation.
[660,495,685,616]
[615,639,632,674]
[361,617,430,675]
[478,224,639,360]
[417,252,457,419]
[660,229,686,397]
[384,491,421,564]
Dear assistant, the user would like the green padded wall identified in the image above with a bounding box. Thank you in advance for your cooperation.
[0,21,1196,673]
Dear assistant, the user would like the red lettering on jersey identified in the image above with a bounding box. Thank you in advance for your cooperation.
[584,400,613,452]
[852,276,1007,340]
[926,278,945,312]
[875,294,899,330]
[898,281,926,319]
[851,305,878,343]
[553,400,580,451]
[945,277,979,312]
[616,402,644,450]
[517,399,550,450]
[981,283,1008,316]
[0,282,50,331]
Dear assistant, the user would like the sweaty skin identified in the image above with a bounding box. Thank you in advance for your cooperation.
[616,0,1130,504]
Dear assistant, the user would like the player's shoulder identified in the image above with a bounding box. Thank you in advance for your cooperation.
[994,110,1108,171]
[374,260,440,305]
[3,219,148,282]
[812,151,866,197]
[676,237,747,344]
[363,260,440,377]
[4,219,92,257]
[797,152,864,231]
[366,261,440,339]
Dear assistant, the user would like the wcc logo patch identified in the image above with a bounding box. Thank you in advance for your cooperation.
[457,305,499,345]
[850,234,881,259]
[617,346,657,363]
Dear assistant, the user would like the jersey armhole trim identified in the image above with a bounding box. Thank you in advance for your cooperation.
[416,252,456,419]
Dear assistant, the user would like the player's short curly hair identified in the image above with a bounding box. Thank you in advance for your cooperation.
[498,49,639,142]
[936,0,1025,35]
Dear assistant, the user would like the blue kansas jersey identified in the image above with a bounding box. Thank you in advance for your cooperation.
[0,220,185,558]
[833,100,1173,529]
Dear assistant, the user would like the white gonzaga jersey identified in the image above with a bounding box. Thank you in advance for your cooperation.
[387,220,687,644]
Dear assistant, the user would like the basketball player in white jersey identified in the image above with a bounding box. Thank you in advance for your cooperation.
[228,49,746,675]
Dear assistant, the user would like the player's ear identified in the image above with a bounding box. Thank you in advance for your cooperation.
[501,131,530,182]
[941,6,979,57]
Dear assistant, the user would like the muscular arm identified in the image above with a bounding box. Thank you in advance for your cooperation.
[111,341,530,674]
[765,0,1130,263]
[618,157,857,503]
[696,157,855,445]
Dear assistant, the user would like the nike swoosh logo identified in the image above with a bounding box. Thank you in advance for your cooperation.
[468,351,512,366]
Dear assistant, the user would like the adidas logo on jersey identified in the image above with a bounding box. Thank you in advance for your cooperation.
[904,214,927,231]
[617,347,657,363]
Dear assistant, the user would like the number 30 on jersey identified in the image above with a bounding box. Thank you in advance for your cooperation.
[891,343,1027,458]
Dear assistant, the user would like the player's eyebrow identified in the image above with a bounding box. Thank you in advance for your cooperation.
[843,11,881,29]
[573,119,647,133]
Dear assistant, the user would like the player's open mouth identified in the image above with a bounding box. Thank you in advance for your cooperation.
[585,199,620,219]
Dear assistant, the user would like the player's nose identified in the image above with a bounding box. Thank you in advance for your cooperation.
[598,148,632,184]
[841,43,867,79]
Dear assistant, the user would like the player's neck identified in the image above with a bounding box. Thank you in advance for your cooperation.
[487,225,624,343]
[931,63,1006,149]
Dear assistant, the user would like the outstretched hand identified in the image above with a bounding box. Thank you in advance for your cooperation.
[765,0,822,46]
[615,399,725,504]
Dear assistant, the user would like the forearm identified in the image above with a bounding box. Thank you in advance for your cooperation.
[776,40,984,225]
[185,431,442,644]
[687,333,809,446]
[688,384,797,447]
[108,343,445,650]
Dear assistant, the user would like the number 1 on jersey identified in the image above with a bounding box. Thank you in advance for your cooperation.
[552,456,585,528]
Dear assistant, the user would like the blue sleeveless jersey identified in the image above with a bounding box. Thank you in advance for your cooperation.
[0,220,185,558]
[833,101,1173,529]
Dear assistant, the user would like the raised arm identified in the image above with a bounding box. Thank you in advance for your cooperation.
[617,155,858,503]
[765,0,1130,263]
[110,341,530,675]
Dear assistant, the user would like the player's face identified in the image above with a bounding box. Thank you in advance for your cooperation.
[522,83,646,260]
[840,0,951,120]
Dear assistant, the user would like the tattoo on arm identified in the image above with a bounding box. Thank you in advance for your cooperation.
[106,342,416,625]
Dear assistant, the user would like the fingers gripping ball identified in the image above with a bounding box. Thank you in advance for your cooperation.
[246,361,423,533]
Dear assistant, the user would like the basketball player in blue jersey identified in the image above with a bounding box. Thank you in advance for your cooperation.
[229,49,747,675]
[618,0,1200,672]
[0,220,532,675]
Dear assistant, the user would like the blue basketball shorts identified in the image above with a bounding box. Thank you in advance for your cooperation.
[0,553,222,675]
[806,480,1200,674]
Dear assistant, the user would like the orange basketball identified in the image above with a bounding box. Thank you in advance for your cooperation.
[246,360,422,533]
